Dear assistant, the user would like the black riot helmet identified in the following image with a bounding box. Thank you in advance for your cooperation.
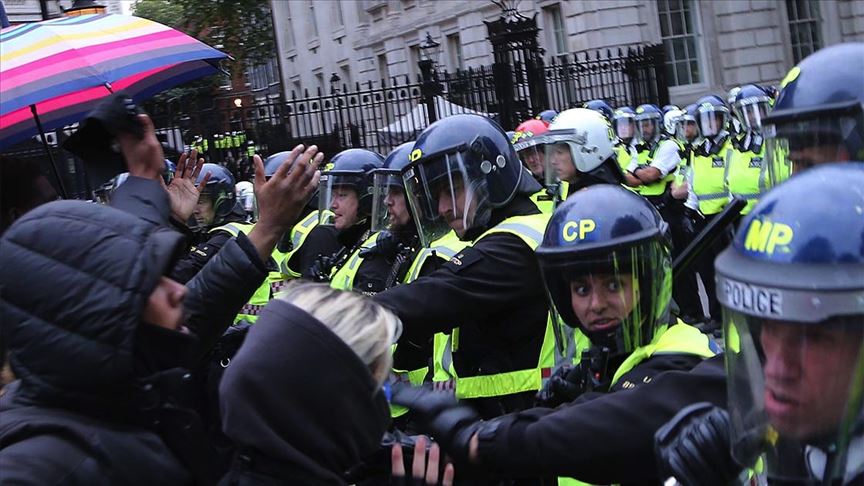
[536,184,672,357]
[717,163,864,483]
[318,149,385,229]
[763,42,864,187]
[195,163,238,228]
[371,142,415,232]
[402,114,541,245]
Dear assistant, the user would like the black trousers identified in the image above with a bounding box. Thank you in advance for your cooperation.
[693,212,732,320]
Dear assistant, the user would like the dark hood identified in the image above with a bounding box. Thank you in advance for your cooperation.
[219,299,390,483]
[0,200,186,404]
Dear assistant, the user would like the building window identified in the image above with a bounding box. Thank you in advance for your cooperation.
[339,65,352,90]
[333,2,345,27]
[786,0,822,64]
[308,1,319,38]
[543,4,566,55]
[315,73,325,94]
[657,0,702,87]
[377,53,389,85]
[291,80,301,98]
[447,33,464,70]
[283,3,296,51]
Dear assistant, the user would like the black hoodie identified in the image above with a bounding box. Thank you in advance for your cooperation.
[219,299,390,485]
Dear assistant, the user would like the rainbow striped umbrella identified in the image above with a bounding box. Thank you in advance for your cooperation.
[0,13,228,149]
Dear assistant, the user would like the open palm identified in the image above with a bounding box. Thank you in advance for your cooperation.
[165,149,210,222]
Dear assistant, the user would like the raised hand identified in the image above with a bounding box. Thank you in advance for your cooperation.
[164,149,210,222]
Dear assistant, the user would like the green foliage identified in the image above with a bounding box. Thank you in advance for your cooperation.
[132,0,274,74]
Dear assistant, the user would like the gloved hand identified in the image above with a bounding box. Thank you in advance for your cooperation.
[535,364,588,408]
[309,255,335,282]
[361,230,400,258]
[391,387,480,466]
[655,403,742,486]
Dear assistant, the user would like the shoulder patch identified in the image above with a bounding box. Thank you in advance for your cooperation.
[443,249,483,273]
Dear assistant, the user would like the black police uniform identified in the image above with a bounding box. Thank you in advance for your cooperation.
[476,354,725,484]
[375,196,547,418]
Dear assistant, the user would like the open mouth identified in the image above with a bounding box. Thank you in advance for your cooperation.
[588,318,619,331]
[764,386,800,419]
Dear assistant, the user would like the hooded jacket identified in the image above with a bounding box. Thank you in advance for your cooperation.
[219,299,390,485]
[0,193,267,486]
[0,200,202,484]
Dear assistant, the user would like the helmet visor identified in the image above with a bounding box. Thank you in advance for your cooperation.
[734,98,771,131]
[318,172,363,229]
[542,131,607,186]
[697,107,729,138]
[371,170,411,232]
[538,239,672,355]
[764,113,862,187]
[403,151,489,246]
[514,137,548,180]
[675,116,699,145]
[637,118,660,143]
[614,117,636,140]
[724,311,864,481]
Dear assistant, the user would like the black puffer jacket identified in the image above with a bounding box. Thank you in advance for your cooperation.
[0,199,263,485]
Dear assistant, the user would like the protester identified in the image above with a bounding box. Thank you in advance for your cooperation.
[218,282,400,485]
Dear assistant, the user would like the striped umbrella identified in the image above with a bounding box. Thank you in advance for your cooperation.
[0,13,228,150]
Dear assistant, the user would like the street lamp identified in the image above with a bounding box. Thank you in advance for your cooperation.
[233,98,243,108]
[329,73,345,146]
[419,32,442,66]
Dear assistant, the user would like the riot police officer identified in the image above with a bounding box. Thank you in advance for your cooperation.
[374,114,551,418]
[727,84,773,215]
[542,107,625,197]
[329,143,417,294]
[612,106,639,182]
[629,104,681,210]
[583,99,615,122]
[657,163,864,486]
[313,149,384,282]
[763,42,864,186]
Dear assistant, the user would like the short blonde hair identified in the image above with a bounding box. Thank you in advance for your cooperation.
[276,281,401,386]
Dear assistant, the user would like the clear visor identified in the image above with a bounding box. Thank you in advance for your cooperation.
[318,173,362,230]
[542,132,605,187]
[734,98,771,131]
[763,115,860,188]
[724,311,864,481]
[697,109,729,138]
[614,117,636,140]
[402,151,489,246]
[371,170,411,232]
[514,137,548,180]
[675,117,700,145]
[636,118,660,142]
[539,240,672,356]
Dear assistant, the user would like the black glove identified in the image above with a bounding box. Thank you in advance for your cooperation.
[309,255,335,282]
[391,387,480,466]
[535,364,587,408]
[361,230,401,258]
[655,403,742,486]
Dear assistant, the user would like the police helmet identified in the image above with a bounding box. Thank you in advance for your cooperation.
[371,142,415,232]
[612,107,637,142]
[584,99,615,122]
[196,163,238,227]
[763,43,864,187]
[732,84,773,132]
[318,149,384,228]
[542,108,624,190]
[717,163,864,482]
[635,104,663,144]
[536,109,559,123]
[402,114,540,245]
[537,184,672,356]
[675,104,700,146]
[512,119,552,179]
[264,150,319,208]
[694,95,730,139]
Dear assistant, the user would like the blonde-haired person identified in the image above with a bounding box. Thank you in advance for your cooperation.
[218,281,400,485]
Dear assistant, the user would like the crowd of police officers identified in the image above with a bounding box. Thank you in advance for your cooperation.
[2,42,862,485]
[164,41,864,485]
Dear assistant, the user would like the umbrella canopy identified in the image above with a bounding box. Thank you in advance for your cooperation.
[0,13,228,149]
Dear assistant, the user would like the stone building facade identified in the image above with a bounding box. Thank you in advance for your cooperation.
[271,0,864,106]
